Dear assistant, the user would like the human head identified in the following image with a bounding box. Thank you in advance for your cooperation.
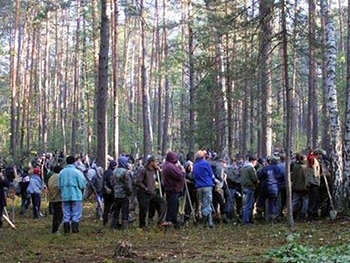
[146,155,158,168]
[33,167,41,175]
[66,155,76,165]
[109,160,117,169]
[196,150,206,159]
[53,165,63,174]
[118,156,129,169]
[248,155,257,165]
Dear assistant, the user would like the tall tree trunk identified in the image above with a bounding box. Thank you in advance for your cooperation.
[342,0,350,212]
[161,0,170,156]
[10,0,20,162]
[111,0,119,158]
[188,0,195,152]
[281,0,294,230]
[71,0,81,154]
[307,0,318,149]
[259,0,273,157]
[140,0,152,159]
[96,0,110,169]
[42,15,50,153]
[321,0,344,211]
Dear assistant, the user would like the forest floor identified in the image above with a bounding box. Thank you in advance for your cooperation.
[1,200,350,263]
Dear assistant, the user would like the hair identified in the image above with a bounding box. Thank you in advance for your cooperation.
[66,155,76,165]
[53,165,63,174]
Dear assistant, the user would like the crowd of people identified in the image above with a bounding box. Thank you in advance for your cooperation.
[0,147,334,233]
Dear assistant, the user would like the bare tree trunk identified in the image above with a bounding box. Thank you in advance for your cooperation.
[111,0,119,158]
[188,0,195,152]
[342,0,350,212]
[259,0,273,157]
[307,0,318,149]
[71,0,81,154]
[42,15,50,153]
[161,0,170,156]
[140,0,152,159]
[10,0,20,162]
[281,0,294,230]
[96,0,110,168]
[320,0,344,211]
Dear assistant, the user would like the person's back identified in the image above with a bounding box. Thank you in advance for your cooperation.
[58,155,86,234]
[193,158,214,189]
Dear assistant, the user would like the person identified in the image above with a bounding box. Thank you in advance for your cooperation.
[27,167,46,219]
[162,151,186,229]
[183,160,198,223]
[58,155,87,234]
[192,150,215,228]
[240,156,258,225]
[91,166,104,220]
[19,167,31,215]
[256,156,282,223]
[109,156,133,231]
[276,154,286,219]
[291,153,309,221]
[102,160,117,226]
[48,165,63,233]
[0,170,10,229]
[306,149,323,221]
[135,155,170,229]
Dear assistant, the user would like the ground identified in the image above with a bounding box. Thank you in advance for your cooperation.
[1,200,350,263]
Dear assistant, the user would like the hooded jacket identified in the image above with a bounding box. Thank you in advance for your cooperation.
[162,151,185,192]
[110,156,133,198]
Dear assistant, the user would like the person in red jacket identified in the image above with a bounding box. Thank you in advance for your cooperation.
[162,151,186,229]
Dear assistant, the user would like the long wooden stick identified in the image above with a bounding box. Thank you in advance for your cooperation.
[3,208,16,229]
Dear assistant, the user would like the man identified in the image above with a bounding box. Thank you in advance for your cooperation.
[58,155,87,233]
[240,156,258,225]
[291,153,309,221]
[27,167,46,219]
[256,156,282,222]
[135,155,169,229]
[109,156,133,231]
[162,151,186,229]
[306,149,322,221]
[0,171,10,229]
[192,150,215,228]
[48,165,63,233]
[102,160,117,226]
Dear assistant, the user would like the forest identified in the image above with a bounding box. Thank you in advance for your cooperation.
[1,1,350,210]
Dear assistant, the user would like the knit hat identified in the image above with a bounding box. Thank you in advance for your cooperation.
[33,167,41,175]
[109,160,117,168]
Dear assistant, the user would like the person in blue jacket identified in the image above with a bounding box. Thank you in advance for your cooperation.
[58,155,87,234]
[192,150,215,228]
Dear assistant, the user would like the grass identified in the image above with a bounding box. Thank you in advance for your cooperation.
[1,199,350,263]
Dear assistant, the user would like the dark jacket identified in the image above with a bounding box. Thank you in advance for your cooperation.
[258,164,281,196]
[240,162,258,189]
[0,176,10,210]
[103,166,115,197]
[135,164,157,195]
[110,156,133,199]
[291,161,308,193]
[162,151,185,192]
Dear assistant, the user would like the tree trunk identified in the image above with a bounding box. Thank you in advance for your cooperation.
[320,0,344,211]
[281,0,294,230]
[259,0,273,157]
[342,0,350,212]
[140,0,152,159]
[307,0,318,149]
[111,0,119,158]
[10,0,20,162]
[188,0,195,152]
[96,0,110,169]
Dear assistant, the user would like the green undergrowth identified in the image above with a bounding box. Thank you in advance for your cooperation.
[267,242,350,263]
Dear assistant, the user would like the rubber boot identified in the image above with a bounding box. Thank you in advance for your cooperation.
[122,220,129,231]
[63,222,70,234]
[208,213,214,228]
[221,214,228,224]
[72,222,79,233]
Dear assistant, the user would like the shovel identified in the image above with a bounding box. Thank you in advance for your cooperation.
[323,175,337,220]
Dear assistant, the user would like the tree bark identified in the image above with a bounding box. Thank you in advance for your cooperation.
[96,0,110,169]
